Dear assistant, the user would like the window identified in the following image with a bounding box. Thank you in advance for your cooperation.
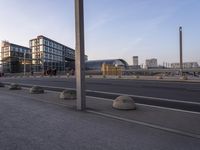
[39,39,43,45]
[32,41,35,46]
[40,46,43,52]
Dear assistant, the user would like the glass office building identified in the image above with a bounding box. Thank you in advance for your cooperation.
[30,35,76,72]
[0,41,31,73]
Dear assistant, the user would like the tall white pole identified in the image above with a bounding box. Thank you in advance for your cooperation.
[24,52,26,76]
[75,0,86,110]
[179,26,183,76]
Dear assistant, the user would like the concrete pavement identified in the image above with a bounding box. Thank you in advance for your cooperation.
[0,87,200,150]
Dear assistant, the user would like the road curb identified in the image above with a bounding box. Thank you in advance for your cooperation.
[2,81,200,113]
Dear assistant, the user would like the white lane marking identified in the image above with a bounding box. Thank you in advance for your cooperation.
[87,110,200,139]
[5,86,200,115]
[0,90,74,108]
[87,96,200,115]
[136,103,200,115]
[86,89,200,105]
[87,96,113,102]
[2,82,200,106]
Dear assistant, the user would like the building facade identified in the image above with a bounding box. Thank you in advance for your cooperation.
[0,41,31,73]
[30,35,76,72]
[145,58,158,68]
[171,62,199,69]
[85,59,128,71]
[0,43,2,72]
[133,56,138,66]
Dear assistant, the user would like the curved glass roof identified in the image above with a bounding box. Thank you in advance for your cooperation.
[85,59,128,70]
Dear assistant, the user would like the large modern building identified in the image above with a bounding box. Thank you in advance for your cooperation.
[0,44,2,72]
[30,35,77,72]
[145,58,158,69]
[171,62,199,69]
[85,59,128,71]
[0,41,31,73]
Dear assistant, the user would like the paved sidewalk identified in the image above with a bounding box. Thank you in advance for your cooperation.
[0,87,200,150]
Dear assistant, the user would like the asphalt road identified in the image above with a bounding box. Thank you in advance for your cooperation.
[1,77,200,111]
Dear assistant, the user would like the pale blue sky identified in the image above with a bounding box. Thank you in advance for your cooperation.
[0,0,200,65]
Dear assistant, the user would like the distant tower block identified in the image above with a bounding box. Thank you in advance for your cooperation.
[133,56,138,66]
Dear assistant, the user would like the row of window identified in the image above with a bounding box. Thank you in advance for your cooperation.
[10,46,30,53]
[32,55,63,61]
[43,39,63,50]
[32,46,75,59]
[30,38,64,50]
[32,60,64,63]
[32,47,62,56]
[10,52,31,58]
[30,39,75,55]
[2,47,31,54]
[43,46,62,55]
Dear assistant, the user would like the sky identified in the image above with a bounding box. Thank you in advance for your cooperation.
[0,0,200,65]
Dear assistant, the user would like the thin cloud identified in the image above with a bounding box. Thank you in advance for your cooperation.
[86,13,117,33]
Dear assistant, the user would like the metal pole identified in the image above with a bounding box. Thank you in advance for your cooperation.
[24,52,26,76]
[179,26,183,76]
[41,52,44,75]
[75,0,86,110]
[63,56,66,73]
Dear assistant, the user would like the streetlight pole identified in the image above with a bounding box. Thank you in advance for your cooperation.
[41,53,44,74]
[63,55,66,73]
[24,52,26,76]
[179,26,183,76]
[75,0,86,110]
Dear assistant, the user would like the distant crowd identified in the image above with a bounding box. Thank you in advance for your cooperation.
[0,72,4,77]
[43,68,57,76]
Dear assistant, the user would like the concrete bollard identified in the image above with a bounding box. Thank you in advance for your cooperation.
[29,86,44,94]
[9,83,21,90]
[112,96,136,110]
[135,75,139,79]
[180,76,188,80]
[0,82,5,87]
[156,75,163,79]
[59,90,76,100]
